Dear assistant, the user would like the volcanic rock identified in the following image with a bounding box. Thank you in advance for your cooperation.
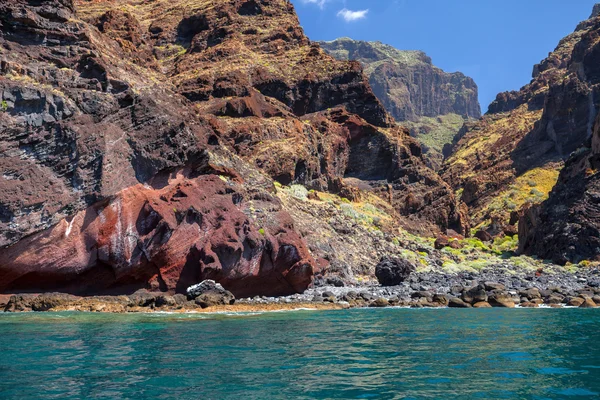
[443,6,600,244]
[319,38,481,169]
[375,257,415,286]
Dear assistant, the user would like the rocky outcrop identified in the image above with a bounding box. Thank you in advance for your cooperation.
[519,112,600,264]
[319,38,480,122]
[187,280,235,308]
[319,38,481,169]
[0,168,314,297]
[0,0,465,296]
[375,257,415,286]
[442,6,600,240]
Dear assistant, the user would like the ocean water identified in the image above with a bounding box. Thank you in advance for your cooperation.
[0,309,599,400]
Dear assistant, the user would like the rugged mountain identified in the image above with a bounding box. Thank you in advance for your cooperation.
[519,8,600,264]
[319,38,481,169]
[442,6,600,245]
[0,0,464,295]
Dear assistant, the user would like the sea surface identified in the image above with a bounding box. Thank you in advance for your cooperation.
[0,309,599,400]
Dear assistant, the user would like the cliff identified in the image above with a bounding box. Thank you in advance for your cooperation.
[518,7,600,264]
[0,0,464,295]
[319,38,481,169]
[441,7,600,245]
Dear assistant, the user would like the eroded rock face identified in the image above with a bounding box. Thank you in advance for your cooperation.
[519,113,600,264]
[0,173,314,297]
[319,38,481,170]
[319,38,480,122]
[442,7,600,239]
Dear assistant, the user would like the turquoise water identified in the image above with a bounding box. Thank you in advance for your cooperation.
[1,309,599,399]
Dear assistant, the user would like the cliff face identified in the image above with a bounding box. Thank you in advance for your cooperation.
[0,0,464,295]
[442,8,600,242]
[319,38,481,169]
[319,38,480,121]
[518,10,600,264]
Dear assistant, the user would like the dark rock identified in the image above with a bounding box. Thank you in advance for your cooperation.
[195,291,235,309]
[448,297,471,308]
[325,277,345,287]
[519,288,541,300]
[155,295,177,308]
[129,291,157,307]
[474,230,493,242]
[187,280,235,308]
[488,291,516,308]
[369,298,389,308]
[434,235,449,250]
[484,282,506,291]
[462,285,488,304]
[375,257,415,286]
[433,294,449,306]
[187,280,231,300]
[546,294,566,305]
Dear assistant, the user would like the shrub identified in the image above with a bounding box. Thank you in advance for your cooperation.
[289,184,308,200]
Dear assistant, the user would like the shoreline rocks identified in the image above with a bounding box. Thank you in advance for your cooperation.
[186,280,236,308]
[3,268,600,312]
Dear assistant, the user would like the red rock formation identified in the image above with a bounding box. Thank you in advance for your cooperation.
[0,172,314,297]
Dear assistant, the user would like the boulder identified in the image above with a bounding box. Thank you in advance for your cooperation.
[187,280,229,299]
[187,280,235,308]
[370,298,390,308]
[488,291,516,308]
[567,297,585,307]
[448,297,471,308]
[195,292,236,309]
[433,294,450,306]
[155,295,177,308]
[580,298,598,308]
[434,235,449,250]
[546,294,565,305]
[375,257,415,286]
[519,288,541,299]
[129,291,158,307]
[484,282,506,291]
[474,230,493,242]
[462,285,488,304]
[473,301,492,308]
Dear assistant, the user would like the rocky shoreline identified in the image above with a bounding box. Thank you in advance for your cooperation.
[2,267,600,313]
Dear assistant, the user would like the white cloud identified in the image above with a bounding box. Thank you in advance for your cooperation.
[301,0,329,9]
[336,8,369,22]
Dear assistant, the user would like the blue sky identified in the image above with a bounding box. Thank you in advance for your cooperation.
[291,0,598,112]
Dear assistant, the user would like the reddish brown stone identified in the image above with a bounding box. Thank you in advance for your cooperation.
[0,175,314,297]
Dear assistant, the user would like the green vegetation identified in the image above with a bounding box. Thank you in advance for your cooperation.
[0,100,8,112]
[480,167,560,222]
[258,228,266,235]
[403,113,467,154]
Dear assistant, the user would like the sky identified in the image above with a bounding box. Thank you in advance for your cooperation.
[291,0,599,112]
